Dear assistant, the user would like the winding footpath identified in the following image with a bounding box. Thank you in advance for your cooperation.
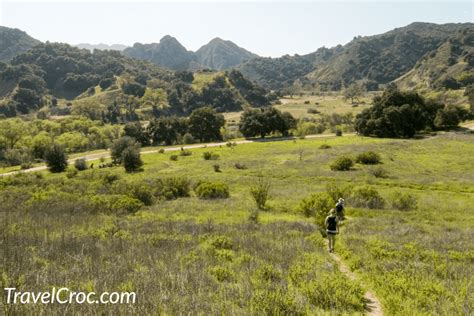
[326,240,383,316]
[0,133,354,177]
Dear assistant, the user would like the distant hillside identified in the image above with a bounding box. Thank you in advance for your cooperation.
[239,47,339,90]
[0,26,40,61]
[308,22,473,90]
[195,38,257,70]
[238,22,473,91]
[395,27,474,90]
[123,36,259,71]
[123,36,196,71]
[75,43,128,51]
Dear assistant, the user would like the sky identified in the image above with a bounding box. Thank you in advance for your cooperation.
[0,0,472,57]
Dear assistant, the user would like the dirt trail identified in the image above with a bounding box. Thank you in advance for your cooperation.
[0,133,354,177]
[326,240,383,316]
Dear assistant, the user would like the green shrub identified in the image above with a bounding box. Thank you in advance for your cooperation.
[122,146,143,173]
[350,186,385,209]
[250,177,271,210]
[319,144,331,149]
[128,181,154,206]
[234,163,247,170]
[356,151,381,164]
[325,182,352,203]
[195,181,230,199]
[158,148,165,153]
[170,154,178,161]
[155,177,191,200]
[390,191,417,211]
[330,156,353,171]
[179,149,192,156]
[111,196,143,214]
[209,266,234,282]
[208,235,234,250]
[203,152,220,160]
[20,162,33,170]
[335,128,343,136]
[74,158,88,171]
[297,192,333,227]
[182,133,195,144]
[213,164,221,172]
[66,167,78,179]
[369,166,389,178]
[45,144,68,173]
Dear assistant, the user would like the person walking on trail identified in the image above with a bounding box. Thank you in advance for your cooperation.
[325,209,339,253]
[335,198,345,220]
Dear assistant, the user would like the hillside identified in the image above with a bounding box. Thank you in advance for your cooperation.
[0,42,270,118]
[239,47,339,90]
[195,38,257,70]
[123,35,195,71]
[75,43,128,51]
[0,26,40,61]
[238,22,473,91]
[395,27,474,90]
[308,22,473,90]
[123,36,259,71]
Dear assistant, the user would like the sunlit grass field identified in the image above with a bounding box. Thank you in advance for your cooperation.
[1,132,473,314]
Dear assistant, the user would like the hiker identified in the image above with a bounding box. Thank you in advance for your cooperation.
[335,197,345,220]
[325,209,339,253]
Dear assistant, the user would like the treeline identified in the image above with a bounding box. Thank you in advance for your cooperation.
[0,106,298,168]
[355,86,472,137]
[0,42,271,118]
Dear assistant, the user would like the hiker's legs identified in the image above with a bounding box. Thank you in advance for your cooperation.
[328,234,335,251]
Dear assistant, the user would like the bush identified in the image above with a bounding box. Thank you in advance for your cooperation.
[203,152,220,160]
[111,196,143,214]
[195,181,230,199]
[111,136,140,164]
[155,177,190,200]
[66,167,78,178]
[297,192,333,227]
[182,133,195,144]
[325,182,352,204]
[319,144,331,149]
[179,149,192,156]
[213,164,221,172]
[335,128,343,136]
[158,148,165,154]
[390,191,417,211]
[369,166,388,178]
[74,158,88,171]
[20,162,32,170]
[170,155,178,161]
[127,181,154,206]
[356,151,381,164]
[234,163,247,170]
[330,156,353,171]
[304,100,310,104]
[350,186,385,209]
[250,177,271,210]
[307,108,319,114]
[122,146,143,173]
[45,144,68,173]
[209,266,234,282]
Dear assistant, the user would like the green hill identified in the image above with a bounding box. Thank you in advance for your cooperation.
[0,26,40,61]
[394,27,474,90]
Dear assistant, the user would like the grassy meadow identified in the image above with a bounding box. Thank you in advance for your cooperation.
[1,132,473,314]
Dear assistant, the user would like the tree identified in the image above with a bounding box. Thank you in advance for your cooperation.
[122,146,143,172]
[188,107,225,142]
[110,136,139,164]
[147,117,188,145]
[0,119,26,149]
[355,87,441,138]
[344,83,365,104]
[44,144,68,173]
[434,105,469,130]
[122,81,146,97]
[123,122,150,146]
[465,84,474,117]
[239,107,295,138]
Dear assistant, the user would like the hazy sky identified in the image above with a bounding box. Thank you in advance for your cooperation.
[1,1,472,57]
